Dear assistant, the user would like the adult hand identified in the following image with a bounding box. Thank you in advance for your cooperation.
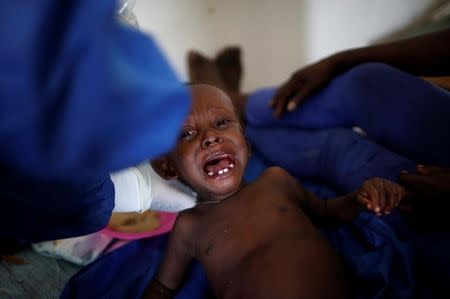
[270,55,339,118]
[398,165,450,229]
[399,165,450,202]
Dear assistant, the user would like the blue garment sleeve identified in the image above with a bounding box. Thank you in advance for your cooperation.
[0,1,189,180]
[0,166,115,243]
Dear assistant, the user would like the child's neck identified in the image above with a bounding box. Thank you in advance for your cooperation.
[197,181,246,205]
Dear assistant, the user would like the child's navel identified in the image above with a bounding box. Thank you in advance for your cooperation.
[277,206,288,214]
[205,244,214,256]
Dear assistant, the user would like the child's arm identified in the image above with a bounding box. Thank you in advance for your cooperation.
[142,212,196,299]
[280,168,405,223]
[319,177,405,224]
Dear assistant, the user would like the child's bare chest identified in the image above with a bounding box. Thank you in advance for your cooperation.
[193,184,320,281]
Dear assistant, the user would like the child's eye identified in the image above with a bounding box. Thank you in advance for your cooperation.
[181,129,196,141]
[215,118,231,128]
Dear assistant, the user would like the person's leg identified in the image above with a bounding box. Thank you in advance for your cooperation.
[246,126,416,194]
[246,63,450,166]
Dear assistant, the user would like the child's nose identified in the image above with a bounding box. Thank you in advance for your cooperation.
[202,133,224,148]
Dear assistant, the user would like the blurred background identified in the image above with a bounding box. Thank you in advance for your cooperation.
[134,0,450,91]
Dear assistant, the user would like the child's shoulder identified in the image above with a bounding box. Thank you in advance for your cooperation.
[254,167,303,200]
[171,207,202,238]
[258,166,297,188]
[260,166,295,181]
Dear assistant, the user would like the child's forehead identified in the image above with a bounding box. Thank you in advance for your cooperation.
[190,84,234,112]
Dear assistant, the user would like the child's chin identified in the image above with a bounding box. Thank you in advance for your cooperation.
[213,182,241,198]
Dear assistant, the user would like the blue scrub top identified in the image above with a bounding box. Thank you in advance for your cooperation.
[0,0,190,180]
[0,1,190,243]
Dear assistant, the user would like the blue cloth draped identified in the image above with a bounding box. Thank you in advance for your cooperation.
[62,63,450,298]
[61,235,213,299]
[246,63,450,167]
[0,1,190,243]
[323,212,414,299]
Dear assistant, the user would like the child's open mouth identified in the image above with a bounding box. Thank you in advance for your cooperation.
[203,153,235,178]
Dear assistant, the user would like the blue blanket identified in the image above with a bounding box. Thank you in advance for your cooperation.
[61,235,212,299]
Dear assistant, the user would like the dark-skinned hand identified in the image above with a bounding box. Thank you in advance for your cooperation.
[400,165,450,212]
[357,177,405,216]
[270,56,339,118]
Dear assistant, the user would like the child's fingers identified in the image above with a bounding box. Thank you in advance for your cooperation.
[363,180,381,213]
[359,194,381,216]
[377,179,387,213]
[394,185,403,207]
[383,182,397,214]
[357,192,371,209]
[368,178,385,213]
[385,180,407,213]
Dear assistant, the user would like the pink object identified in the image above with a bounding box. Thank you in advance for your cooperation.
[100,212,177,240]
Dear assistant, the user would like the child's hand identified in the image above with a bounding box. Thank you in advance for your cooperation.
[357,177,405,216]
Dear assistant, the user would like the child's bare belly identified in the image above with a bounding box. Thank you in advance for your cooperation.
[215,237,349,299]
[196,173,351,298]
[200,214,350,299]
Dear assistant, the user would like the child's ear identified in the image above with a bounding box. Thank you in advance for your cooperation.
[150,157,179,180]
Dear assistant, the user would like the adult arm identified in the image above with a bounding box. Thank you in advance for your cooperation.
[272,29,450,116]
[0,1,189,180]
[399,165,450,223]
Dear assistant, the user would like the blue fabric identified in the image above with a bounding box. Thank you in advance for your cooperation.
[247,63,450,167]
[324,212,413,299]
[0,1,190,180]
[0,165,114,243]
[246,126,416,194]
[61,234,213,299]
[0,1,190,243]
[61,64,450,298]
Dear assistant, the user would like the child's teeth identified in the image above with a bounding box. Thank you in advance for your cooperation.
[207,163,234,177]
